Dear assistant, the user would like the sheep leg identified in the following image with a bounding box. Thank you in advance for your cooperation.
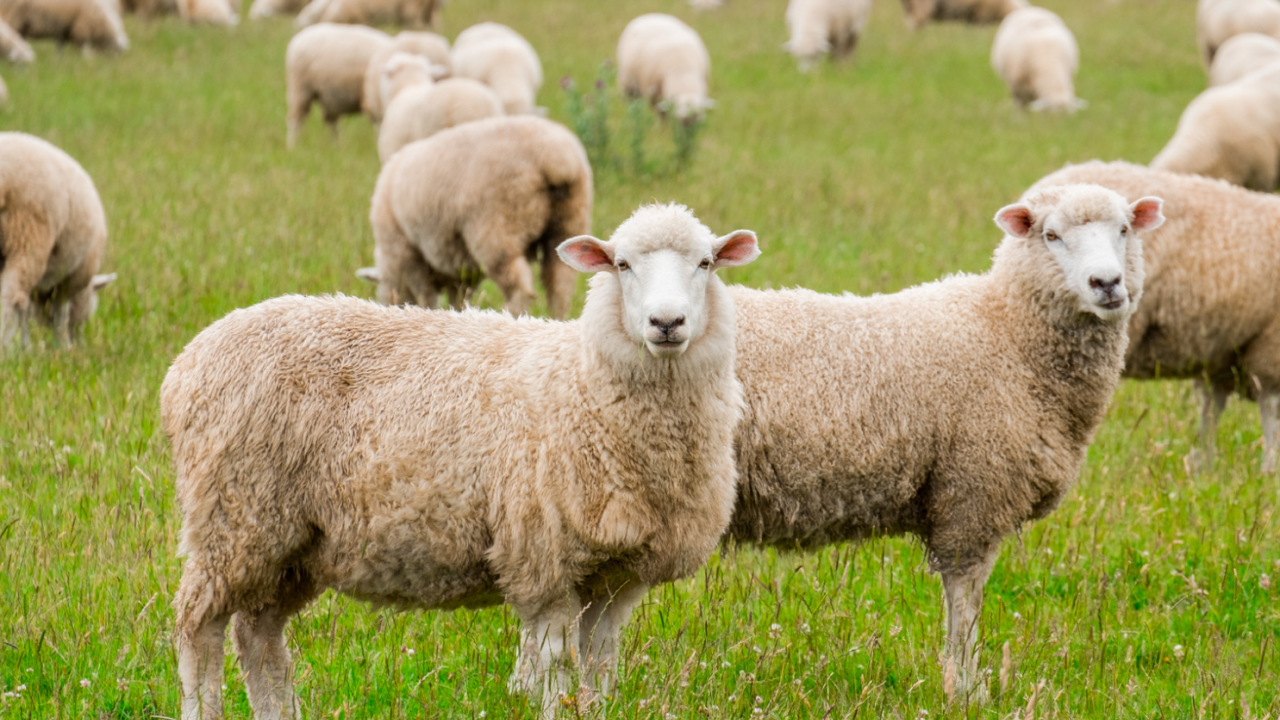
[577,579,647,701]
[1188,378,1230,474]
[474,245,536,317]
[231,583,312,720]
[511,597,580,719]
[175,563,232,720]
[0,250,48,352]
[285,86,311,150]
[49,301,72,349]
[540,245,577,320]
[1261,392,1279,474]
[941,549,997,705]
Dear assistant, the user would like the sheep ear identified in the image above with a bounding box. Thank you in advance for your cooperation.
[557,236,615,273]
[712,230,760,269]
[994,203,1035,239]
[355,267,381,283]
[1129,196,1165,233]
[91,273,116,291]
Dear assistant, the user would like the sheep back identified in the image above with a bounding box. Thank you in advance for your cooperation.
[377,78,504,163]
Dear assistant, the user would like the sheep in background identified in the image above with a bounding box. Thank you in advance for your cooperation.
[899,0,1026,30]
[1031,161,1280,474]
[1209,32,1280,85]
[285,23,392,148]
[0,0,128,53]
[727,184,1164,703]
[784,0,872,71]
[360,116,590,318]
[617,13,713,122]
[165,204,760,720]
[122,0,177,17]
[177,0,237,25]
[690,0,724,8]
[0,72,7,106]
[991,7,1085,112]
[1197,0,1280,66]
[0,133,117,351]
[361,30,450,123]
[247,0,306,18]
[450,22,543,115]
[1150,63,1280,191]
[0,15,33,62]
[294,0,442,30]
[376,56,503,162]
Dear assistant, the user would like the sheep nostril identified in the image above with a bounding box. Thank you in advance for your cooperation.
[1089,276,1120,293]
[668,316,685,329]
[649,316,686,334]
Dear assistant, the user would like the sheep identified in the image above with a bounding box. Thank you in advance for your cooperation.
[360,30,451,123]
[164,203,761,720]
[0,72,6,107]
[617,13,713,122]
[0,133,117,351]
[294,0,442,30]
[0,15,33,63]
[121,0,177,17]
[359,115,590,319]
[376,61,503,163]
[450,22,543,116]
[1029,160,1280,474]
[1197,0,1280,67]
[990,7,1085,112]
[0,0,129,53]
[690,0,724,8]
[1209,32,1280,85]
[1150,63,1280,191]
[176,0,237,25]
[285,23,392,149]
[899,0,1027,30]
[784,0,872,71]
[726,184,1165,703]
[247,0,306,19]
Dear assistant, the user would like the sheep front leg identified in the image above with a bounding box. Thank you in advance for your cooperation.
[177,614,231,720]
[578,580,648,702]
[1261,391,1279,474]
[941,550,997,705]
[1188,378,1230,474]
[511,597,581,718]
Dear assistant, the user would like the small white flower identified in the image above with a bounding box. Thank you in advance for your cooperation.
[755,696,763,704]
[641,654,651,663]
[753,709,764,716]
[1261,573,1272,590]
[401,646,416,657]
[15,686,25,692]
[1012,611,1023,620]
[728,695,737,702]
[1172,644,1184,659]
[666,714,677,719]
[80,679,91,689]
[752,646,763,654]
[116,678,128,691]
[721,661,731,669]
[699,661,707,669]
[479,712,486,718]
[769,623,782,638]
[800,623,811,635]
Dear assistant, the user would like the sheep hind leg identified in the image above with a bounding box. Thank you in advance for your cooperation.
[175,563,233,720]
[540,243,577,320]
[0,248,49,352]
[1260,391,1278,474]
[577,579,647,703]
[473,244,536,317]
[510,596,581,719]
[941,549,997,706]
[1187,377,1230,474]
[231,572,316,720]
[286,87,312,150]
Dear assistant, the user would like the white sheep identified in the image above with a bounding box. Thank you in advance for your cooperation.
[1209,32,1280,85]
[1150,63,1280,191]
[164,203,760,720]
[1198,0,1280,67]
[285,23,392,148]
[0,132,117,350]
[784,0,872,71]
[0,0,128,53]
[450,22,543,116]
[1030,160,1280,474]
[899,0,1027,30]
[121,0,177,16]
[294,0,442,30]
[990,7,1085,112]
[176,0,236,24]
[689,0,724,8]
[360,115,590,318]
[247,0,306,19]
[376,58,503,163]
[360,30,451,123]
[0,15,33,62]
[727,184,1164,703]
[617,13,713,122]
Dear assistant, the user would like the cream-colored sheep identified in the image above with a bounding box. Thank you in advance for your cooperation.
[1198,0,1280,67]
[360,115,590,318]
[1031,161,1280,474]
[784,0,871,71]
[690,0,724,8]
[0,15,33,62]
[899,0,1026,30]
[176,0,236,24]
[247,0,305,18]
[377,64,503,162]
[360,30,450,122]
[0,0,128,53]
[294,0,442,30]
[1150,63,1280,191]
[165,204,760,720]
[1209,32,1280,85]
[990,7,1084,112]
[450,22,543,116]
[0,133,116,351]
[728,184,1164,703]
[285,23,392,148]
[121,0,176,17]
[617,13,713,122]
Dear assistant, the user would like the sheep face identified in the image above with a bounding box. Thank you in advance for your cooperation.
[558,205,759,358]
[996,189,1164,321]
[380,53,435,107]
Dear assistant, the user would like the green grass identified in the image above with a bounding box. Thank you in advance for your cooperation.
[1,0,1277,717]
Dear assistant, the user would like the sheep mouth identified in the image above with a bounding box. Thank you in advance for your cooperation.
[646,339,689,358]
[1097,298,1126,311]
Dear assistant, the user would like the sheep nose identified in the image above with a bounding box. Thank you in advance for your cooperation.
[1089,275,1121,294]
[649,315,686,334]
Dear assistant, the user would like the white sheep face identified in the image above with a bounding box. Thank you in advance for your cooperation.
[996,191,1164,322]
[558,207,759,358]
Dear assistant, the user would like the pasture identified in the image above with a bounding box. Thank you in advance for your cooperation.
[2,0,1278,716]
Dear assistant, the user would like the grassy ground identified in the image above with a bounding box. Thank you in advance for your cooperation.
[1,0,1277,717]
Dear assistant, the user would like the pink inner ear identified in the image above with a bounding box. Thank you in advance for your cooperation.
[995,205,1035,238]
[558,238,614,272]
[714,231,760,267]
[1130,197,1165,232]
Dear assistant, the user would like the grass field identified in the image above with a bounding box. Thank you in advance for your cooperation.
[2,0,1279,717]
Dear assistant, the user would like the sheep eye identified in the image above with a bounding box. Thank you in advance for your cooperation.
[699,258,712,270]
[616,260,630,271]
[1120,227,1129,236]
[1044,231,1060,242]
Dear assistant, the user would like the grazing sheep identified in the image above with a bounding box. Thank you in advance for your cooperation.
[0,15,33,63]
[377,69,503,162]
[360,115,590,318]
[294,0,442,30]
[165,203,761,720]
[727,184,1164,703]
[121,0,177,17]
[285,23,392,149]
[247,0,306,18]
[1209,32,1280,85]
[690,0,724,8]
[784,0,872,71]
[990,7,1085,112]
[360,30,451,123]
[1150,63,1280,191]
[899,0,1026,30]
[617,13,713,122]
[0,133,116,351]
[1030,161,1280,474]
[1197,0,1280,67]
[450,22,543,116]
[176,0,236,24]
[0,0,129,53]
